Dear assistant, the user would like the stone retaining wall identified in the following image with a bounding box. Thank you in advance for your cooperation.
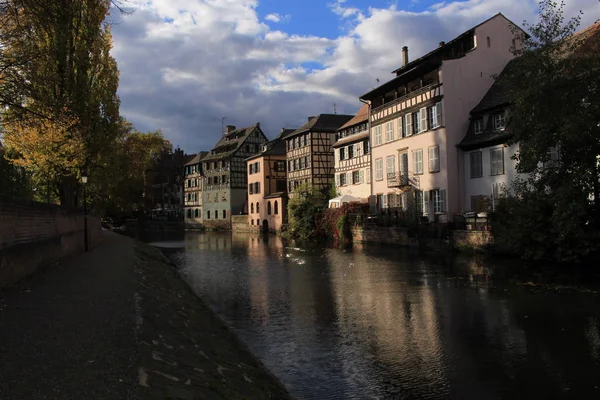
[451,230,494,252]
[352,226,451,251]
[0,196,101,287]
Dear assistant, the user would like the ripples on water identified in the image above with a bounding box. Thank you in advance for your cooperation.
[159,232,600,400]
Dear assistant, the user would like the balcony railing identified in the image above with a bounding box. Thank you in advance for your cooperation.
[387,172,420,190]
[371,82,441,114]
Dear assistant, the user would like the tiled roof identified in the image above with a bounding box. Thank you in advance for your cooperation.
[246,128,296,161]
[458,127,513,151]
[202,124,262,162]
[287,114,353,138]
[338,104,369,131]
[184,151,209,166]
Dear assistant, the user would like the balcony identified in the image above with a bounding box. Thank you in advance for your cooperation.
[387,172,420,191]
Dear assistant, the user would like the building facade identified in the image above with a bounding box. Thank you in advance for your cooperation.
[202,124,268,228]
[360,13,523,220]
[246,128,294,233]
[285,114,353,196]
[183,152,208,228]
[333,104,371,201]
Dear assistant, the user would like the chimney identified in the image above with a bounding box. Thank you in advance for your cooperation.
[402,46,409,67]
[439,41,445,47]
[225,125,236,134]
[281,127,286,133]
[308,116,316,122]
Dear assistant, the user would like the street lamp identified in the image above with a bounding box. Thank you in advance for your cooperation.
[81,174,88,252]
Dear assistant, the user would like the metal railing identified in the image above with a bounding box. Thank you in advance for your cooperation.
[387,172,420,190]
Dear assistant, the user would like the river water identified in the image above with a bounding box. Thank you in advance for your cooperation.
[149,231,600,399]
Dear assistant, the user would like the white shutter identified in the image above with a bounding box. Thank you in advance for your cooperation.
[435,102,442,127]
[420,108,428,132]
[359,169,364,183]
[423,190,430,216]
[355,142,362,156]
[347,172,352,185]
[406,114,412,136]
[366,168,371,184]
[335,173,340,187]
[398,116,403,138]
[429,147,435,172]
[441,189,446,212]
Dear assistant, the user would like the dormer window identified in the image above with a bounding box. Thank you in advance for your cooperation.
[473,119,483,135]
[493,113,506,131]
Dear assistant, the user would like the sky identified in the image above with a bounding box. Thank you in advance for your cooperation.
[109,0,599,154]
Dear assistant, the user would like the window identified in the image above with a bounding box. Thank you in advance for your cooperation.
[251,203,254,213]
[256,202,260,213]
[428,102,442,129]
[186,209,192,218]
[406,113,413,136]
[249,183,253,194]
[398,116,404,138]
[386,121,394,142]
[222,210,226,219]
[413,112,420,134]
[339,147,346,161]
[276,179,286,192]
[340,173,347,186]
[490,148,504,175]
[274,201,279,215]
[207,210,211,219]
[294,159,299,171]
[363,139,370,154]
[352,170,360,184]
[195,209,200,218]
[419,108,428,132]
[415,191,423,215]
[299,157,304,169]
[375,158,383,181]
[251,219,254,225]
[493,113,506,131]
[374,125,382,145]
[255,162,260,173]
[255,182,261,194]
[249,164,254,174]
[428,145,440,172]
[473,119,483,134]
[275,161,286,172]
[431,189,446,213]
[470,151,483,178]
[288,160,293,171]
[267,201,272,215]
[412,149,423,174]
[386,155,396,180]
[348,145,354,159]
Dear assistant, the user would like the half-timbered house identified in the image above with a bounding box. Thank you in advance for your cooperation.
[202,124,268,228]
[359,13,523,220]
[183,151,208,228]
[285,114,353,196]
[246,128,295,233]
[333,104,371,201]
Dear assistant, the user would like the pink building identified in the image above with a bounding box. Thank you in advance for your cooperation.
[359,13,524,221]
[246,129,295,233]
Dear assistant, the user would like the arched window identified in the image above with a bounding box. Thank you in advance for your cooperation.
[251,203,254,213]
[267,201,272,215]
[274,201,279,215]
[257,219,260,226]
[187,209,192,218]
[222,210,226,219]
[251,219,254,225]
[256,202,260,213]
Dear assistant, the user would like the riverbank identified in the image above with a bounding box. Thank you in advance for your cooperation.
[134,240,292,399]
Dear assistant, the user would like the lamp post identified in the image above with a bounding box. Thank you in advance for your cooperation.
[81,174,88,252]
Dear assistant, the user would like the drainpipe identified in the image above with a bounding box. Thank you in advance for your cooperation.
[359,97,372,207]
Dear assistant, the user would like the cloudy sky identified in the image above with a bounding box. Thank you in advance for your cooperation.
[110,0,598,154]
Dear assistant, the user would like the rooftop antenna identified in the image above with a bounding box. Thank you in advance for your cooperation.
[333,103,337,114]
[376,78,380,88]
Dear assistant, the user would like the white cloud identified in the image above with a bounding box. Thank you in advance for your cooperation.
[111,0,598,152]
[265,13,290,23]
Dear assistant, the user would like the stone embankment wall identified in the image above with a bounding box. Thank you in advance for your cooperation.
[351,226,451,251]
[0,196,101,287]
[451,230,494,252]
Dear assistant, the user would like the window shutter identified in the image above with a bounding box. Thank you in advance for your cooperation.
[406,114,412,136]
[398,116,403,138]
[346,172,351,185]
[441,189,446,212]
[420,108,428,132]
[436,102,442,127]
[366,168,371,184]
[335,173,340,187]
[359,169,364,183]
[429,147,435,172]
[423,190,430,215]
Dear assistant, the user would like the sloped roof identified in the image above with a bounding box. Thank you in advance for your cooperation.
[287,114,353,138]
[332,130,369,148]
[184,151,209,166]
[203,123,263,161]
[338,104,369,131]
[246,128,297,161]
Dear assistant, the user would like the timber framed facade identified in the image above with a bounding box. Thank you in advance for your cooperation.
[183,151,208,228]
[202,124,268,228]
[333,104,372,201]
[285,114,353,196]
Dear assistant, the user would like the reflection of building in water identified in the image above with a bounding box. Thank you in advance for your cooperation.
[326,249,448,395]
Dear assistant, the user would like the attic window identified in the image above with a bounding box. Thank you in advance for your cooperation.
[473,119,483,135]
[493,113,506,131]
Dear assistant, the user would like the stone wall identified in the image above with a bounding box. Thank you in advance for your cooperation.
[231,215,252,233]
[352,226,451,251]
[451,230,494,252]
[0,196,101,287]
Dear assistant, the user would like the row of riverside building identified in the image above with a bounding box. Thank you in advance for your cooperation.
[182,13,599,232]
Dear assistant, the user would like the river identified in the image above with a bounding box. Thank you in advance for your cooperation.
[147,231,600,399]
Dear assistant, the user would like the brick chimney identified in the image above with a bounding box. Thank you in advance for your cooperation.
[402,46,409,67]
[225,125,236,134]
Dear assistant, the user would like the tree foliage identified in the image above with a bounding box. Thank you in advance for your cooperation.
[287,183,329,240]
[493,1,600,263]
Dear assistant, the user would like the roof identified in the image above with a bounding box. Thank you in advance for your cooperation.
[202,123,263,162]
[338,104,369,131]
[565,21,600,55]
[458,126,513,151]
[470,58,519,114]
[264,192,287,200]
[246,128,296,161]
[184,151,209,166]
[286,114,353,138]
[332,130,369,148]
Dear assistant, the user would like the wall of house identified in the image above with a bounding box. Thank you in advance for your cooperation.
[462,143,520,211]
[442,14,520,214]
[202,186,230,223]
[262,197,286,232]
[247,156,264,228]
[334,138,371,200]
[0,197,101,287]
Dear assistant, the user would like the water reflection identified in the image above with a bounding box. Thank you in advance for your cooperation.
[169,232,600,399]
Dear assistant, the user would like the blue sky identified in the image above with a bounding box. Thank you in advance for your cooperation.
[110,0,598,153]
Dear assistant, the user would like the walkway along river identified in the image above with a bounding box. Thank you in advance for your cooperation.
[148,231,600,399]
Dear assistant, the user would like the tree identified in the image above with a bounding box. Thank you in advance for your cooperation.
[493,1,600,262]
[287,183,329,240]
[0,0,121,207]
